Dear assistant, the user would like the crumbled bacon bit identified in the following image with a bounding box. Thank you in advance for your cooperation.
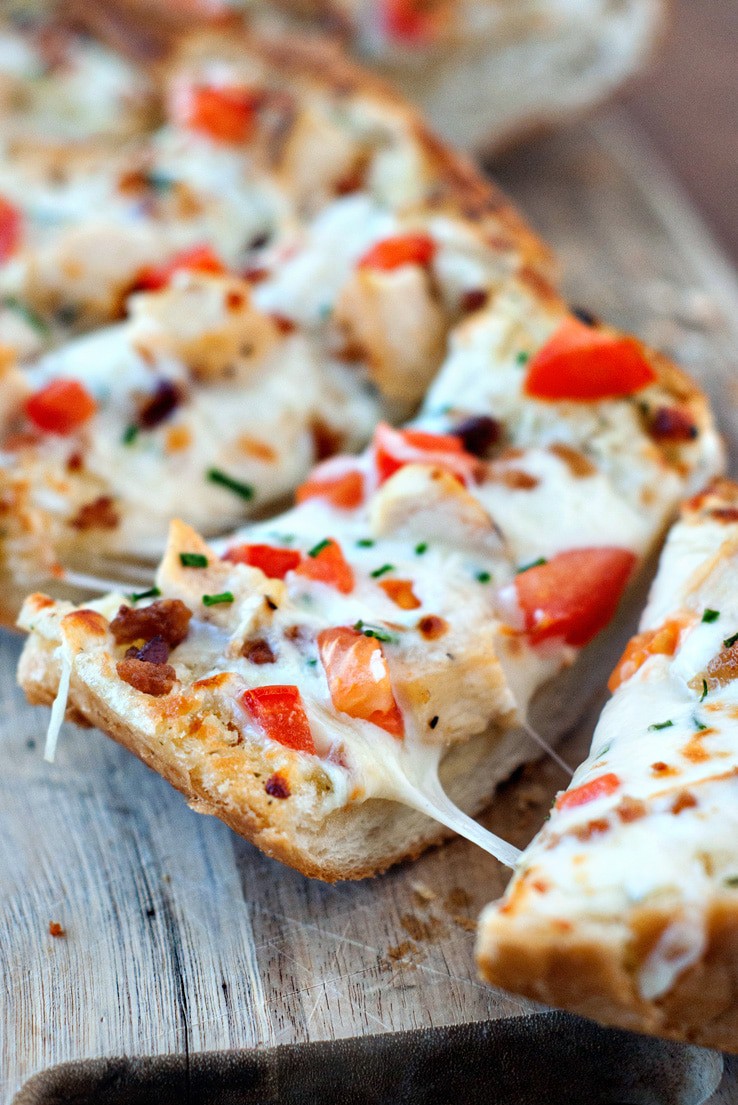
[242,638,276,664]
[571,818,610,842]
[460,289,488,313]
[66,451,83,473]
[452,414,500,457]
[265,772,290,799]
[69,495,120,531]
[417,615,448,640]
[649,406,698,442]
[48,921,65,938]
[311,419,343,462]
[138,379,181,430]
[710,508,738,523]
[489,467,539,490]
[116,657,176,696]
[110,599,192,648]
[616,796,647,823]
[549,443,596,478]
[671,791,698,815]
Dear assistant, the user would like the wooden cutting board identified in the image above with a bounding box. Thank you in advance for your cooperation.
[2,111,738,1102]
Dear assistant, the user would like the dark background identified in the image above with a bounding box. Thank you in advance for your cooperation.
[624,0,738,263]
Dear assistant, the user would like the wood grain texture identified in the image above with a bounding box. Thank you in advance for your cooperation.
[3,115,738,1101]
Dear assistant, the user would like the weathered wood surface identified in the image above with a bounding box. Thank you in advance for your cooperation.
[2,112,738,1101]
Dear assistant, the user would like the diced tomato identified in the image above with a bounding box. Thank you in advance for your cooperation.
[381,0,438,44]
[180,83,260,143]
[357,233,436,273]
[222,543,301,580]
[379,579,420,610]
[608,619,683,692]
[135,244,226,292]
[296,469,365,511]
[318,626,404,738]
[515,547,637,647]
[241,684,316,754]
[25,380,97,435]
[524,318,657,402]
[0,195,22,262]
[295,539,354,594]
[556,772,621,811]
[373,422,478,486]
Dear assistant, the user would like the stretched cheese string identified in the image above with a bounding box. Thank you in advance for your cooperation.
[44,642,72,763]
[522,720,573,777]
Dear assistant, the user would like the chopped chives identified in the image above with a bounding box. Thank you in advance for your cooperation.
[415,543,428,555]
[515,350,530,365]
[724,631,738,649]
[700,679,709,702]
[516,557,547,574]
[180,552,208,568]
[207,468,254,500]
[122,424,139,446]
[371,564,394,579]
[648,719,673,731]
[702,608,720,623]
[354,620,395,643]
[693,715,707,732]
[203,591,234,607]
[476,571,492,584]
[130,586,161,603]
[308,538,331,558]
[356,538,375,548]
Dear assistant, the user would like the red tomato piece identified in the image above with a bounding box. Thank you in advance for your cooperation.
[241,685,316,754]
[524,317,657,402]
[296,469,365,510]
[0,196,22,262]
[318,626,404,738]
[608,619,683,693]
[373,422,477,485]
[381,0,437,43]
[135,244,226,292]
[181,83,259,143]
[556,772,621,811]
[357,233,436,272]
[25,380,97,435]
[222,543,301,580]
[515,547,637,647]
[295,539,354,594]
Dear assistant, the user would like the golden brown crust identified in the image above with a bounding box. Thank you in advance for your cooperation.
[478,897,738,1053]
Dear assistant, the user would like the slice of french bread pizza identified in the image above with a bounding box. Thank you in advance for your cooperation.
[477,479,738,1052]
[16,285,723,880]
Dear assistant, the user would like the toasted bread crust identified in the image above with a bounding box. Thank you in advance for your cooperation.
[478,898,738,1053]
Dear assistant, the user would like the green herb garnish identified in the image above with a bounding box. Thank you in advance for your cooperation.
[725,631,738,649]
[180,552,208,568]
[414,543,428,555]
[308,538,331,558]
[595,743,611,758]
[693,715,708,732]
[130,586,161,603]
[356,538,375,548]
[702,608,720,623]
[122,424,139,446]
[516,557,547,574]
[476,571,492,584]
[371,564,394,579]
[354,620,396,643]
[648,720,673,731]
[700,679,709,703]
[516,350,530,365]
[203,592,234,607]
[207,468,254,501]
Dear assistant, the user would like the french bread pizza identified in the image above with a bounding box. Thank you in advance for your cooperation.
[17,284,723,879]
[0,25,549,612]
[477,480,738,1052]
